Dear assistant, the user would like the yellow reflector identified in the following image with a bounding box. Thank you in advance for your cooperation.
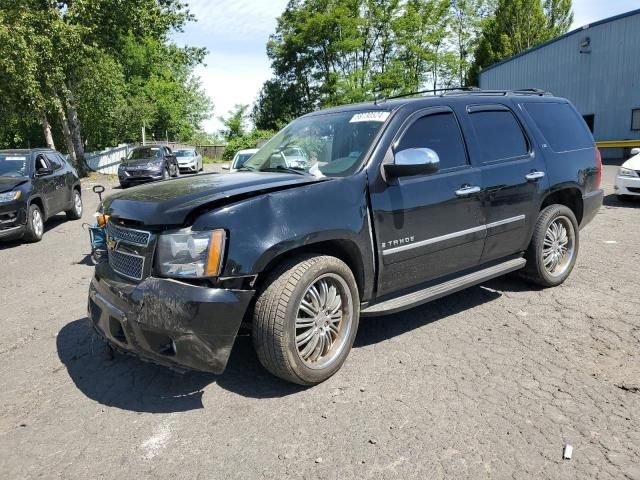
[205,230,226,277]
[15,191,22,200]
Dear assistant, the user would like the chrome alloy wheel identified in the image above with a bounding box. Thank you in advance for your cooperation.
[543,216,575,277]
[74,192,83,216]
[295,274,353,370]
[32,208,43,238]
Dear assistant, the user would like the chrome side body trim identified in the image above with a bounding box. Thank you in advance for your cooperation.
[382,215,525,256]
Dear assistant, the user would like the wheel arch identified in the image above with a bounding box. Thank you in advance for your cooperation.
[256,239,367,301]
[540,187,583,224]
[29,195,46,219]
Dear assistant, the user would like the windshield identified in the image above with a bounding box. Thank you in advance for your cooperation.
[128,147,162,161]
[176,150,195,157]
[243,110,389,177]
[0,153,29,177]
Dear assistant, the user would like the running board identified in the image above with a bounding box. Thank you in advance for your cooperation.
[361,257,526,317]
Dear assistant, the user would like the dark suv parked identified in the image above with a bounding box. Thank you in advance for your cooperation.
[0,149,82,242]
[118,145,180,188]
[89,89,603,385]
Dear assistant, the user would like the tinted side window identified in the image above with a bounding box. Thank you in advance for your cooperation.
[524,102,593,152]
[46,153,62,170]
[469,110,529,162]
[398,112,467,170]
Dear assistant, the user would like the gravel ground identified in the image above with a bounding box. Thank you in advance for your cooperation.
[0,164,638,480]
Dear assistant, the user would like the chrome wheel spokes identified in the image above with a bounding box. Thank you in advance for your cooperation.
[542,216,575,277]
[295,274,352,368]
[74,193,83,215]
[32,209,43,237]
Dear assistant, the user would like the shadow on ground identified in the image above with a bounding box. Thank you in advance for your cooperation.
[603,193,640,208]
[57,275,531,412]
[0,214,72,250]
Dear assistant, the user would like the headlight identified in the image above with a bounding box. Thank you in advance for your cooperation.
[0,191,21,203]
[619,167,638,177]
[156,229,226,278]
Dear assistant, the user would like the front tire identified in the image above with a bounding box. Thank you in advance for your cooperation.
[65,190,83,220]
[617,194,633,202]
[23,204,44,242]
[522,204,579,287]
[252,255,360,385]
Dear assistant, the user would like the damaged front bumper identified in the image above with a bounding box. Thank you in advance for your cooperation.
[88,262,254,374]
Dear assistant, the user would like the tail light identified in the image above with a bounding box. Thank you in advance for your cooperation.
[595,148,602,189]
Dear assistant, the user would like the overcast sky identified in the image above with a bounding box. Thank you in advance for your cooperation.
[172,0,640,133]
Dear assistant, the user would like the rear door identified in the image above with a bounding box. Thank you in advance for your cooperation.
[464,103,549,263]
[370,106,486,296]
[45,152,69,213]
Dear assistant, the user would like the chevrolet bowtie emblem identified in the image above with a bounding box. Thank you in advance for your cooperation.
[107,236,120,251]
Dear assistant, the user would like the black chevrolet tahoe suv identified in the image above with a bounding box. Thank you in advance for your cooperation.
[88,90,603,385]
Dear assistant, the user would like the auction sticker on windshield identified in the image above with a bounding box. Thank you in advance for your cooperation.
[350,112,390,123]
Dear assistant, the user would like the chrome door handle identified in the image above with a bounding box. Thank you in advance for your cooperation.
[455,185,481,197]
[525,171,545,182]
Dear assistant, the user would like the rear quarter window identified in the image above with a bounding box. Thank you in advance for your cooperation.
[524,103,594,153]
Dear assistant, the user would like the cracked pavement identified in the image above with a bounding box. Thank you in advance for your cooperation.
[0,164,638,479]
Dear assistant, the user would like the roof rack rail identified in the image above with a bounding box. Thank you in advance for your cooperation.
[374,87,481,104]
[374,87,551,103]
[442,88,551,97]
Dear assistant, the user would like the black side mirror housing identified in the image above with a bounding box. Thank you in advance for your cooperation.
[385,148,440,178]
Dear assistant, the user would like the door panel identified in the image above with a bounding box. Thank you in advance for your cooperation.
[45,153,69,213]
[370,107,486,297]
[371,169,485,296]
[466,104,549,262]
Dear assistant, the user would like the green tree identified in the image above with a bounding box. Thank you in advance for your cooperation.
[0,0,211,174]
[468,0,573,84]
[219,104,250,141]
[222,130,277,162]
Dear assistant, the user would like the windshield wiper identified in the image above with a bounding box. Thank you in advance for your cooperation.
[237,165,258,172]
[260,166,308,176]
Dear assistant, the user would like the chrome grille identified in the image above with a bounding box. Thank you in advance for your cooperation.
[107,222,151,246]
[109,250,145,281]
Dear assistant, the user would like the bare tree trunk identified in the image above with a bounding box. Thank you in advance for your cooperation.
[41,113,56,150]
[64,88,87,177]
[57,106,78,168]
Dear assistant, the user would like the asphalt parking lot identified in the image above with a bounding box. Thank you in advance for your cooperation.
[0,163,638,480]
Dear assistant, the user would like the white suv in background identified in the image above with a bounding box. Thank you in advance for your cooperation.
[615,147,640,201]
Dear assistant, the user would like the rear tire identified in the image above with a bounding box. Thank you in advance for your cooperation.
[521,204,579,287]
[23,204,44,242]
[252,255,360,385]
[65,190,83,220]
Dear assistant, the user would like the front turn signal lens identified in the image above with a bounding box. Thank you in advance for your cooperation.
[96,213,110,227]
[205,230,226,277]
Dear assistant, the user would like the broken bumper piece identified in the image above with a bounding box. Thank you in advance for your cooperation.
[88,263,254,374]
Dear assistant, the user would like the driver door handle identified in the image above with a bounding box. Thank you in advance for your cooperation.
[525,171,545,182]
[455,185,481,197]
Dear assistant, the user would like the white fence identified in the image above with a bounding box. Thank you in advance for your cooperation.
[85,145,132,175]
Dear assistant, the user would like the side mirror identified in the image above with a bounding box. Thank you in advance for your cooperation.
[385,148,440,178]
[631,147,640,156]
[36,167,54,177]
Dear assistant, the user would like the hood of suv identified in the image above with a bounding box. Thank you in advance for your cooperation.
[0,176,28,193]
[104,172,328,226]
